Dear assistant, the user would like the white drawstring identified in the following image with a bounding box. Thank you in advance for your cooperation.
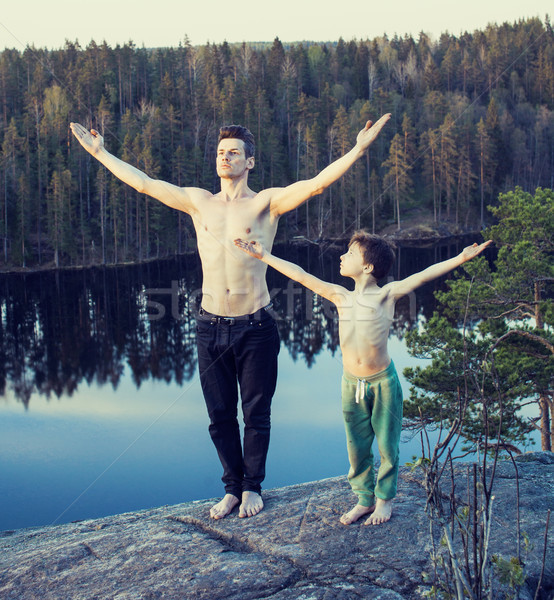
[355,379,366,404]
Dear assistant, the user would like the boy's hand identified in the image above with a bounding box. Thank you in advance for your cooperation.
[460,240,493,262]
[70,122,104,156]
[234,239,265,259]
[355,113,391,152]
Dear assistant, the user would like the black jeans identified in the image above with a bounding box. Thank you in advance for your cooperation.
[196,308,280,499]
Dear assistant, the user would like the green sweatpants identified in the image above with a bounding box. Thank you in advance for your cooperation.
[341,361,404,507]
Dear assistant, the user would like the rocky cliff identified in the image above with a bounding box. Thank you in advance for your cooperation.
[1,453,553,599]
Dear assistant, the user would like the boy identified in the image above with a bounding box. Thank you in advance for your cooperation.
[234,232,492,525]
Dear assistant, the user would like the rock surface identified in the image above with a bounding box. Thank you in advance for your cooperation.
[1,453,553,600]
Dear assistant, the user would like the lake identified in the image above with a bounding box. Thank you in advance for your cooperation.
[0,238,506,531]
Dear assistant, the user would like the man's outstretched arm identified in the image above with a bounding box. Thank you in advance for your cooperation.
[387,240,493,299]
[234,239,345,304]
[268,114,391,219]
[70,123,198,214]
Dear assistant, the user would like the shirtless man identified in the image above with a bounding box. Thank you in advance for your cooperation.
[235,232,492,525]
[69,115,390,519]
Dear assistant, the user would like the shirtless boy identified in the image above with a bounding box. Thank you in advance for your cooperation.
[69,114,390,520]
[234,232,492,525]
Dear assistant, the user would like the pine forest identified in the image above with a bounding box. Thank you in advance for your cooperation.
[0,17,553,269]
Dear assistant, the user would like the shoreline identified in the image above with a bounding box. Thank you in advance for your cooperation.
[0,225,482,276]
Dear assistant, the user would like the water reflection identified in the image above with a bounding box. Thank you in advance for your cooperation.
[1,240,463,407]
[0,239,474,531]
[1,257,201,405]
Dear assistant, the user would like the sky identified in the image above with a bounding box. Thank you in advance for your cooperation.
[0,0,551,50]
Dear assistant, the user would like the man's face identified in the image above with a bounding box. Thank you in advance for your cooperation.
[340,242,370,278]
[216,138,254,179]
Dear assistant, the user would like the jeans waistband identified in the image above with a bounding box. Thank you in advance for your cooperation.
[197,303,273,325]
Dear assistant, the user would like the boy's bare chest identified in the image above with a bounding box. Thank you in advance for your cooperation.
[338,303,393,354]
[337,292,394,337]
[338,302,388,329]
[338,291,389,320]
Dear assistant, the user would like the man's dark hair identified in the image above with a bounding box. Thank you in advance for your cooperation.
[348,230,396,280]
[218,125,255,159]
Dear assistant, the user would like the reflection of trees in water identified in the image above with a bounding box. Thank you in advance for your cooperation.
[1,239,473,406]
[1,257,201,407]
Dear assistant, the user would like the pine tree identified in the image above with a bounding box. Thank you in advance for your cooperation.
[405,188,553,451]
[482,188,554,449]
[437,114,458,221]
[330,105,352,235]
[476,118,494,227]
[420,128,440,222]
[382,132,413,230]
[1,118,25,263]
[47,164,74,267]
[455,132,477,228]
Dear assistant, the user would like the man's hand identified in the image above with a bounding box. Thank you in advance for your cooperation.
[234,239,265,259]
[355,113,392,152]
[70,122,104,156]
[460,240,493,262]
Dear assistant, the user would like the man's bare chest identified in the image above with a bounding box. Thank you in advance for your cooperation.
[194,199,275,244]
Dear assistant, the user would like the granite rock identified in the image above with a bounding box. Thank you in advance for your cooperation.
[1,453,553,600]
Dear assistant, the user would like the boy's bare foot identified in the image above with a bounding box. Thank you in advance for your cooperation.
[364,498,392,525]
[210,494,240,519]
[239,491,263,518]
[340,503,374,525]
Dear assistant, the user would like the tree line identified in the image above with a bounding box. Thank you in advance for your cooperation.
[0,17,553,268]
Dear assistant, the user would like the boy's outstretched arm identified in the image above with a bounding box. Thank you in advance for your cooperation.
[387,240,493,299]
[234,239,345,304]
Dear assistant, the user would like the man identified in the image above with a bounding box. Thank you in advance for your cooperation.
[69,114,391,519]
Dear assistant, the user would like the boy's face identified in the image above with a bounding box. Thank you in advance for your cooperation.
[340,242,370,278]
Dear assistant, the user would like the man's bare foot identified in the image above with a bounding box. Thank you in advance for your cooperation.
[210,494,240,519]
[239,491,263,518]
[340,503,374,525]
[364,498,393,525]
